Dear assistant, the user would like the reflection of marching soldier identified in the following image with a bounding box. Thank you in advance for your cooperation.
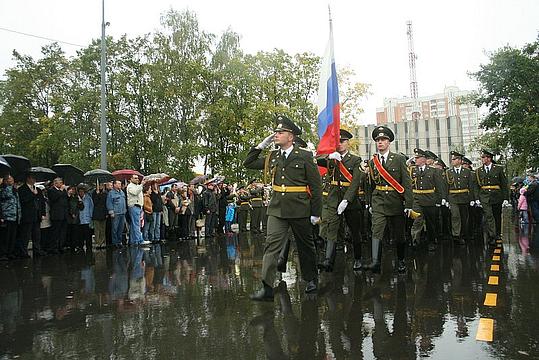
[410,148,447,251]
[317,129,366,272]
[236,187,250,232]
[365,126,413,274]
[248,181,264,234]
[447,151,474,245]
[244,116,322,300]
[473,149,509,245]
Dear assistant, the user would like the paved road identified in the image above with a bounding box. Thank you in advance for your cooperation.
[0,212,537,359]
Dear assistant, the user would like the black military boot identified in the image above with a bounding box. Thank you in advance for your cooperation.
[365,238,381,274]
[305,278,318,294]
[250,281,274,301]
[321,240,336,272]
[276,237,291,272]
[353,259,363,271]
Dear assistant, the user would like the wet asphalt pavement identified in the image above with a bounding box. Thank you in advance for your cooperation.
[1,211,538,359]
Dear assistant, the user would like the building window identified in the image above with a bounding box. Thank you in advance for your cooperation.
[425,119,429,132]
[447,117,451,129]
[415,138,419,148]
[436,118,440,131]
[437,137,441,148]
[405,122,408,134]
[414,121,418,133]
[426,138,430,148]
[448,136,452,147]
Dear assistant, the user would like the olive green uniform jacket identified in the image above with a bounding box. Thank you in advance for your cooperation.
[473,164,509,205]
[243,146,322,218]
[366,152,413,216]
[316,152,366,210]
[410,166,447,208]
[446,167,474,204]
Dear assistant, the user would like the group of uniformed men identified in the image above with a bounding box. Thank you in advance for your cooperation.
[244,115,509,301]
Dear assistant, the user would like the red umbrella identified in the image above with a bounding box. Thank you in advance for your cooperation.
[112,169,144,181]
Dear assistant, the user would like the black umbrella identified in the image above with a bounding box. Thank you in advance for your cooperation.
[51,164,85,186]
[1,154,31,181]
[0,156,12,177]
[84,169,115,184]
[28,167,57,182]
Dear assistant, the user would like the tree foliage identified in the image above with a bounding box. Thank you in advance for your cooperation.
[0,9,368,183]
[472,37,539,171]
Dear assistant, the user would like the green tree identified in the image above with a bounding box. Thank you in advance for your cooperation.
[471,37,539,171]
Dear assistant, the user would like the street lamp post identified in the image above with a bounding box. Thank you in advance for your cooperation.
[99,0,107,170]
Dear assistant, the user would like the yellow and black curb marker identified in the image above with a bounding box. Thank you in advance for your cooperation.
[476,239,504,342]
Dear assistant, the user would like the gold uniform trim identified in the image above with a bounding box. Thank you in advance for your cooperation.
[413,189,435,194]
[481,185,500,190]
[240,202,250,205]
[331,181,351,186]
[272,184,309,193]
[375,185,395,191]
[251,198,263,201]
[449,189,469,194]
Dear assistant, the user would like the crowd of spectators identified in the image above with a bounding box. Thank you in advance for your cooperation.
[0,172,243,261]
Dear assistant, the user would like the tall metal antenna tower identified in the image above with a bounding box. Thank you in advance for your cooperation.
[406,21,420,120]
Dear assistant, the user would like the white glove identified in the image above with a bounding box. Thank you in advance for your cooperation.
[469,201,475,206]
[445,201,450,208]
[337,200,348,215]
[404,208,412,217]
[310,216,320,225]
[328,151,342,161]
[475,200,482,208]
[368,206,373,214]
[436,204,441,207]
[441,199,447,206]
[502,200,510,207]
[256,134,274,149]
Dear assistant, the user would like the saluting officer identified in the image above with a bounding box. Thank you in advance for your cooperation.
[317,129,366,272]
[446,151,474,245]
[410,148,447,251]
[365,126,413,274]
[473,149,509,245]
[244,115,322,301]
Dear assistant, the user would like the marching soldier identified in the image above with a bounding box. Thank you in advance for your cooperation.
[446,151,474,245]
[248,180,264,234]
[244,115,322,300]
[317,129,366,272]
[473,149,509,245]
[434,157,452,239]
[236,186,250,232]
[365,126,413,274]
[410,148,447,251]
[462,156,481,238]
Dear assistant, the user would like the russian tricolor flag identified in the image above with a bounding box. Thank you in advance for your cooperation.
[316,16,340,173]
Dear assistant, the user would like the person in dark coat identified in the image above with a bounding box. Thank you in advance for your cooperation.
[0,175,21,260]
[17,174,46,257]
[202,183,218,238]
[46,177,69,253]
[92,183,109,248]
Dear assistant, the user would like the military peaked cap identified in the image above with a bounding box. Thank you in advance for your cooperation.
[481,149,494,158]
[340,129,353,141]
[294,137,308,148]
[414,148,427,157]
[274,115,302,135]
[371,126,394,142]
[424,150,438,160]
[450,150,464,159]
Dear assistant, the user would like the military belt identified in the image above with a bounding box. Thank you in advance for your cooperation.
[240,202,250,205]
[358,190,365,195]
[449,189,469,194]
[413,189,435,194]
[251,198,262,201]
[323,191,329,196]
[331,181,351,186]
[272,184,309,193]
[481,185,500,190]
[375,185,395,191]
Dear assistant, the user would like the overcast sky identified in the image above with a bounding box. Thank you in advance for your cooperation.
[1,0,537,125]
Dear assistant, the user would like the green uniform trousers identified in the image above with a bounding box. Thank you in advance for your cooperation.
[261,215,317,286]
